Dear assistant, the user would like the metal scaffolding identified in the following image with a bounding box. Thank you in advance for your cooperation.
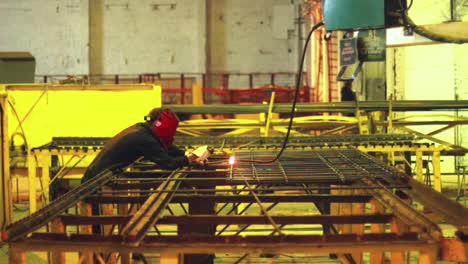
[4,148,468,264]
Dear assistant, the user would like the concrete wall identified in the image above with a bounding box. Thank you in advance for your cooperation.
[455,45,468,164]
[0,0,89,75]
[0,0,299,79]
[390,0,468,172]
[89,0,206,74]
[208,0,299,72]
[409,0,468,24]
[208,0,301,88]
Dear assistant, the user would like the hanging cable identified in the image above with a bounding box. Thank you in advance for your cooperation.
[245,21,324,163]
[210,21,325,164]
[217,21,325,164]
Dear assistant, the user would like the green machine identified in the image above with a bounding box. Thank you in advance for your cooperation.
[323,0,405,31]
[0,52,35,83]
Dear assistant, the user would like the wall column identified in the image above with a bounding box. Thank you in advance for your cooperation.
[89,0,105,77]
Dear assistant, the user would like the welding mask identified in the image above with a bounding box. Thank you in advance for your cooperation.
[145,108,179,148]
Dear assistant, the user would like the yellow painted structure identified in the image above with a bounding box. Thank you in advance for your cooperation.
[4,84,161,148]
[3,83,162,213]
[3,83,466,214]
[0,93,12,231]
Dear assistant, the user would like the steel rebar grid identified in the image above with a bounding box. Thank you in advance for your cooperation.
[107,145,426,187]
[228,149,401,184]
[7,147,457,263]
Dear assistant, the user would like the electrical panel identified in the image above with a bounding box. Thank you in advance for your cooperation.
[323,0,405,31]
[0,52,35,83]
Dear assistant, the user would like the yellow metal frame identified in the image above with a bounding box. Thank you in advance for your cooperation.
[178,115,358,137]
[176,111,467,191]
[357,144,447,192]
[4,89,466,213]
[4,83,161,214]
[0,93,12,232]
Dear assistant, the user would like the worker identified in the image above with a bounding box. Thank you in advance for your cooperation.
[81,107,208,264]
[82,107,203,183]
[340,81,356,117]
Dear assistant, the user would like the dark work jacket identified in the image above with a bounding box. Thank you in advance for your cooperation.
[82,122,188,182]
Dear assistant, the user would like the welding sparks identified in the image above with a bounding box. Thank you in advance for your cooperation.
[229,156,235,165]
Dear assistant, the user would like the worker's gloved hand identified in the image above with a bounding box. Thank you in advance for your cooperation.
[186,146,212,166]
[191,145,211,163]
[186,153,199,165]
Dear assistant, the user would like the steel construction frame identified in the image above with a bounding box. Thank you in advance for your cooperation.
[23,134,457,213]
[5,148,468,264]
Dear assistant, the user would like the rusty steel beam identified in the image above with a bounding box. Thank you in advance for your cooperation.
[109,177,360,186]
[99,185,410,193]
[401,174,468,237]
[120,171,185,245]
[12,233,435,255]
[155,214,394,225]
[60,215,131,226]
[3,169,121,241]
[29,233,419,243]
[119,170,227,179]
[84,194,374,204]
[173,193,378,204]
[361,177,442,241]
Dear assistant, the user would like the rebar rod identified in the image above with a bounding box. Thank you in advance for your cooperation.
[243,180,284,236]
[97,185,410,195]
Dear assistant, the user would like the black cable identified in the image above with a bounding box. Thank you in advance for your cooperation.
[407,0,414,10]
[246,21,324,163]
[208,21,325,164]
[397,0,413,12]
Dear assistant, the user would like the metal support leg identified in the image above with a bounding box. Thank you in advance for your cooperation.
[40,151,51,205]
[404,151,412,176]
[390,219,405,264]
[432,151,442,192]
[178,185,216,264]
[342,189,352,234]
[9,244,26,264]
[118,203,131,264]
[316,185,331,236]
[351,189,364,264]
[79,202,94,264]
[415,151,423,183]
[160,251,181,264]
[28,153,37,214]
[456,166,466,201]
[50,218,65,264]
[418,250,437,264]
[370,199,385,264]
[102,187,117,264]
[357,111,369,135]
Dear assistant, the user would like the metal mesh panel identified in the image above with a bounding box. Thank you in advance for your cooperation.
[229,149,399,184]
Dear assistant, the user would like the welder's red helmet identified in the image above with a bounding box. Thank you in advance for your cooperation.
[145,108,179,148]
